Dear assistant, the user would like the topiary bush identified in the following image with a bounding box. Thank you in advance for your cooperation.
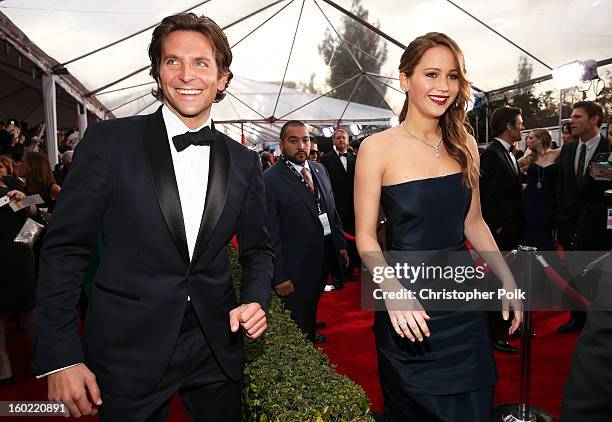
[228,246,373,421]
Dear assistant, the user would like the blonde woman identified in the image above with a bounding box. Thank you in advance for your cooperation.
[355,33,521,421]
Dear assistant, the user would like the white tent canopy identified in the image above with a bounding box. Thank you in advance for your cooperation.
[1,0,611,142]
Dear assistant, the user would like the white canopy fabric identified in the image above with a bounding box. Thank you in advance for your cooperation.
[1,0,611,132]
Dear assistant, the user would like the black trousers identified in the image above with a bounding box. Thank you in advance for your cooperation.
[283,237,335,341]
[99,302,241,422]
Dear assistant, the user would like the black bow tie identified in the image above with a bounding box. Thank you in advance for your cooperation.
[508,144,515,153]
[172,126,215,152]
[339,152,348,157]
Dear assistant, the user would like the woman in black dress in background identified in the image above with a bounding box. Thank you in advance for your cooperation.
[355,33,521,421]
[518,129,560,252]
[0,155,37,384]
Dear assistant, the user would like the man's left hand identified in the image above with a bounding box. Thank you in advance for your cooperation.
[339,249,350,267]
[229,303,267,339]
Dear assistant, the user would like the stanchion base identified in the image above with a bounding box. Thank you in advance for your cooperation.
[493,404,557,422]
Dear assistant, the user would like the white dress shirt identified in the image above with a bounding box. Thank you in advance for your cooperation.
[333,146,348,171]
[162,106,211,260]
[574,133,601,176]
[495,137,519,174]
[287,158,312,177]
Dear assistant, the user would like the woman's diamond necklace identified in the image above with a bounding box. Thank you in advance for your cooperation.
[401,123,443,159]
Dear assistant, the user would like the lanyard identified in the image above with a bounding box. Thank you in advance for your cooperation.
[284,157,323,214]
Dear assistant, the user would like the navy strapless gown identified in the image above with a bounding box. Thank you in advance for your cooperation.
[377,172,497,422]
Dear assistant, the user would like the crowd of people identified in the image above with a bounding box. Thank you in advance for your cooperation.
[0,120,77,385]
[1,11,612,422]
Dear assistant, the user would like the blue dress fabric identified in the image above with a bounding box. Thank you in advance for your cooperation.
[377,172,497,421]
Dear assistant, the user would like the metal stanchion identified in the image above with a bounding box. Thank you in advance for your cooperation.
[494,246,557,422]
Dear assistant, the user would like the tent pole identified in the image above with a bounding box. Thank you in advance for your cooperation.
[42,74,59,167]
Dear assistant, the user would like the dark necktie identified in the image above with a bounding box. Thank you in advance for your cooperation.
[576,143,587,179]
[339,153,348,157]
[172,126,215,152]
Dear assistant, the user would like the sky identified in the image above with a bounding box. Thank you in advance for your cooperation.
[1,0,611,117]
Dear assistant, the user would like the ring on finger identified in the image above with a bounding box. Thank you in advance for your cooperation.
[397,318,407,327]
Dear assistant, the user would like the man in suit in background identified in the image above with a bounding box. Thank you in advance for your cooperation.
[556,101,611,333]
[321,129,357,289]
[33,13,272,421]
[561,308,612,421]
[480,106,525,354]
[265,121,348,343]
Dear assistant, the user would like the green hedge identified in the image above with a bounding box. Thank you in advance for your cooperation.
[228,246,373,422]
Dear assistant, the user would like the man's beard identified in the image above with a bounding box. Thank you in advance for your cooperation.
[284,152,307,165]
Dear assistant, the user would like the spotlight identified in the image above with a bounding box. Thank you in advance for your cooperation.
[552,60,598,90]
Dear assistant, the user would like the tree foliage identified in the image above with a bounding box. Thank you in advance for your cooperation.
[318,0,389,108]
[468,58,612,143]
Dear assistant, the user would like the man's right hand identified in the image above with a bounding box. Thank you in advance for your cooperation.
[48,363,102,418]
[274,280,294,297]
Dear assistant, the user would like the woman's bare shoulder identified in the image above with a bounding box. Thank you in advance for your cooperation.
[360,126,401,155]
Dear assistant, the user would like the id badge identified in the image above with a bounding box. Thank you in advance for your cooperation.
[319,212,332,236]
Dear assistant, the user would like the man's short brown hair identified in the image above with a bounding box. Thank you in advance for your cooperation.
[573,101,605,128]
[148,13,233,102]
[490,106,522,137]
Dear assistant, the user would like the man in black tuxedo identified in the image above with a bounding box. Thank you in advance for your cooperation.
[556,101,611,333]
[320,129,357,288]
[33,14,272,421]
[480,106,524,354]
[264,121,348,343]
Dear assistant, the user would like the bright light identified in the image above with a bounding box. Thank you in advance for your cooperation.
[552,60,598,90]
[350,124,360,135]
[322,127,333,137]
[390,116,399,127]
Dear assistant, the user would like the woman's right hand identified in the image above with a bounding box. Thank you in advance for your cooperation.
[7,190,25,201]
[387,307,431,342]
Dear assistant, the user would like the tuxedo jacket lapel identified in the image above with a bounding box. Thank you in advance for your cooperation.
[189,121,230,271]
[564,140,579,185]
[492,140,519,181]
[143,107,190,266]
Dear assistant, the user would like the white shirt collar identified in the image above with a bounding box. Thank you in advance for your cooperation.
[333,145,347,156]
[578,132,600,150]
[162,105,211,147]
[287,158,311,174]
[495,137,512,152]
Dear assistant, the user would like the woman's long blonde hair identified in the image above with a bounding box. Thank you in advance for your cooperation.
[520,128,553,172]
[398,32,478,187]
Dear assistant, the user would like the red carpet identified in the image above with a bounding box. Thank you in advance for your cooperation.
[2,283,578,420]
[316,281,579,417]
